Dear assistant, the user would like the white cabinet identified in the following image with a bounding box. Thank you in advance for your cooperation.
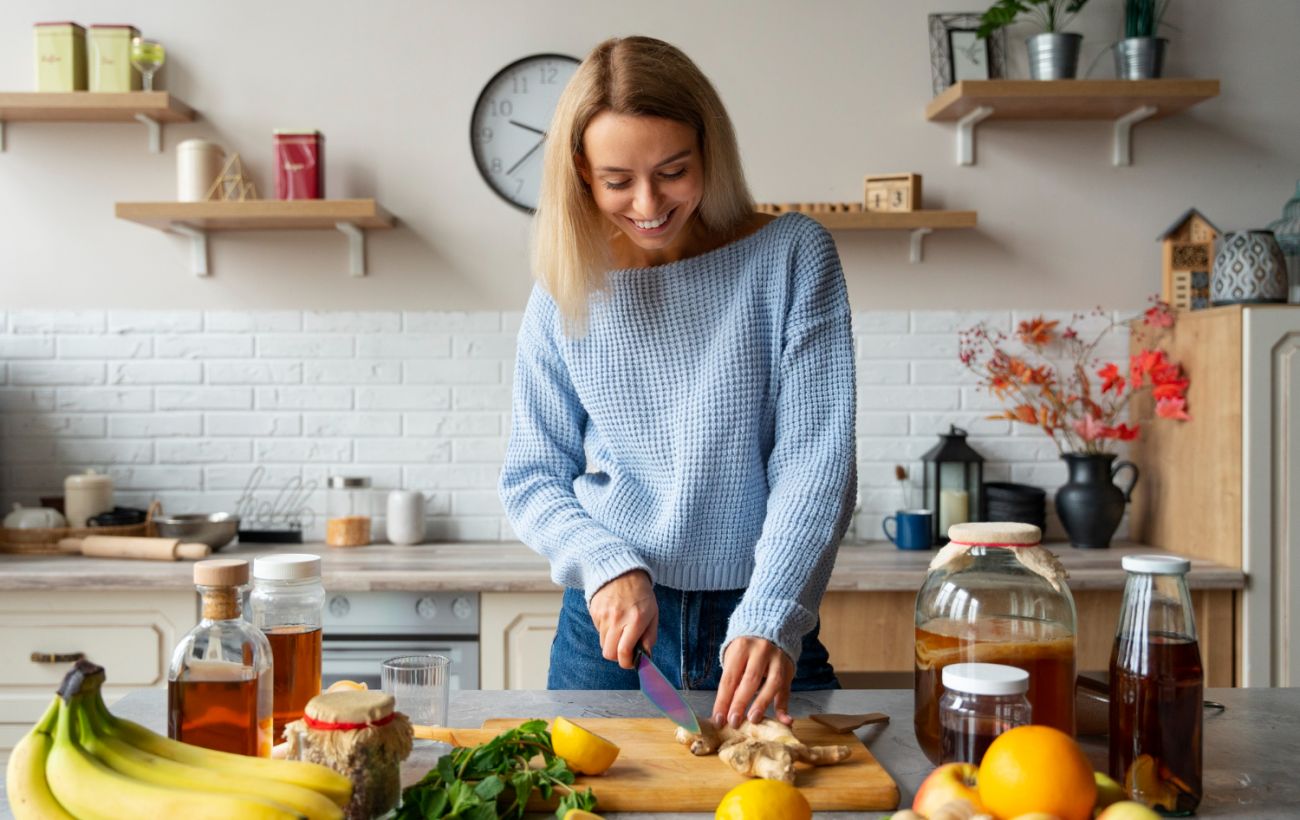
[479,592,562,690]
[0,590,195,750]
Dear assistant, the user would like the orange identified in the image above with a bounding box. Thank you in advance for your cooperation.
[977,725,1097,820]
[551,717,620,775]
[715,779,811,820]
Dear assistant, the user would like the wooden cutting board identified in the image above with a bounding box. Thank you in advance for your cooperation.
[477,717,900,813]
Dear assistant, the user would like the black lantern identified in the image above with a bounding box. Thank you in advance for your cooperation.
[921,425,985,546]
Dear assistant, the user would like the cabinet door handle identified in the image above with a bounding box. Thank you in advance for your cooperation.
[30,651,85,664]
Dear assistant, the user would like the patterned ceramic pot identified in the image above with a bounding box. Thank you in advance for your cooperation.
[1210,230,1289,306]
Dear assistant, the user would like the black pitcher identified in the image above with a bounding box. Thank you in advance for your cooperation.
[1055,453,1139,549]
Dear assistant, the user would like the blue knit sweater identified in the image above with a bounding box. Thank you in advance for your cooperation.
[499,213,856,663]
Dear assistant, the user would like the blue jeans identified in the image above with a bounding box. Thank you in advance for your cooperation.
[548,585,839,692]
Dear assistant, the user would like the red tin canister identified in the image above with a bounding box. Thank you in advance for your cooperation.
[273,129,324,200]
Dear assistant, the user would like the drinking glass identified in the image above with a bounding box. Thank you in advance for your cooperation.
[130,37,166,91]
[381,654,449,728]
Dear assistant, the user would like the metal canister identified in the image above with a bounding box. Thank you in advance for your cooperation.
[88,24,139,92]
[34,22,87,91]
[273,129,325,200]
[177,139,226,201]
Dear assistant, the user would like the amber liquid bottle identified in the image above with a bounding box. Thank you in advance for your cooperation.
[1109,555,1203,815]
[251,554,325,740]
[167,559,273,756]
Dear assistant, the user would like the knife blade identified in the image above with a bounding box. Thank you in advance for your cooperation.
[634,644,700,734]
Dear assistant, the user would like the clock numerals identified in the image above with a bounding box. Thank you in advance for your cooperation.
[490,158,503,174]
[539,65,559,84]
[490,99,513,117]
[512,75,528,95]
[479,126,493,144]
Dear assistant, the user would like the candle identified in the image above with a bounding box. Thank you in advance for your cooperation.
[938,489,970,538]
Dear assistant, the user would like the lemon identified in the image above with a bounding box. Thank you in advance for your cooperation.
[715,779,812,820]
[551,717,620,776]
[562,811,604,820]
[326,679,367,692]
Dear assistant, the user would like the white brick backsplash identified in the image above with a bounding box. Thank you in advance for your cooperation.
[404,464,499,489]
[7,438,54,462]
[158,440,252,463]
[55,388,151,412]
[58,335,153,359]
[453,438,506,463]
[501,312,524,334]
[304,311,400,333]
[107,466,203,490]
[0,388,55,412]
[960,386,1010,411]
[10,311,105,334]
[111,361,203,385]
[358,386,450,410]
[859,334,958,360]
[856,362,908,386]
[157,335,254,359]
[11,362,104,385]
[404,360,500,385]
[404,312,500,333]
[209,361,303,385]
[204,465,302,490]
[357,334,450,359]
[911,360,980,385]
[301,465,402,490]
[0,336,55,358]
[256,387,352,410]
[1010,461,1070,487]
[975,437,1065,462]
[303,412,400,437]
[453,335,516,360]
[8,413,105,437]
[911,412,1011,437]
[355,438,451,463]
[857,438,935,461]
[110,414,203,438]
[452,490,506,515]
[911,311,1012,333]
[53,440,154,464]
[426,518,501,540]
[454,386,511,410]
[256,439,352,463]
[855,413,909,436]
[404,412,500,437]
[305,360,401,385]
[157,387,253,411]
[851,312,908,334]
[258,335,354,358]
[206,413,302,437]
[109,311,202,333]
[205,311,302,332]
[858,386,959,411]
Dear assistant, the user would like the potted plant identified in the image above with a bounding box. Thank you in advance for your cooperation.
[978,0,1090,80]
[959,298,1191,548]
[1115,0,1173,79]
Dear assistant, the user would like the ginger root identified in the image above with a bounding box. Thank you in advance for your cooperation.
[673,717,850,783]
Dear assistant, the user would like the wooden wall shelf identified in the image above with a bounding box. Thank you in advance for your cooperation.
[924,79,1220,166]
[115,199,394,277]
[758,207,977,262]
[0,92,196,153]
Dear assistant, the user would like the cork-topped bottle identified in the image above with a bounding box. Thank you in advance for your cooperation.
[167,558,274,756]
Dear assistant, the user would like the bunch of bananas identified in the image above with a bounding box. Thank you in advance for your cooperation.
[6,661,352,820]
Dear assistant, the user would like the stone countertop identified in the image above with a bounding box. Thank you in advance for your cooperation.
[0,540,1244,593]
[2,687,1292,819]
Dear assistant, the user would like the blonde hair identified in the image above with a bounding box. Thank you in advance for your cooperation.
[531,36,755,331]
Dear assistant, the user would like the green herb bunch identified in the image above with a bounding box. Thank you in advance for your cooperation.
[1125,0,1173,38]
[978,0,1090,38]
[395,720,598,820]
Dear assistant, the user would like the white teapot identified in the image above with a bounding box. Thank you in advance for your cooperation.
[4,503,67,529]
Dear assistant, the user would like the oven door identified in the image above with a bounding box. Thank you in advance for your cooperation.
[321,639,479,692]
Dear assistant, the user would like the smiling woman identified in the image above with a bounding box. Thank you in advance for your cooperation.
[500,36,856,733]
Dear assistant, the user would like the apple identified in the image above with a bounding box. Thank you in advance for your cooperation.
[1093,771,1127,811]
[913,762,985,816]
[1095,801,1160,820]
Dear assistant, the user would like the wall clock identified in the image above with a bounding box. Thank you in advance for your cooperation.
[471,53,581,213]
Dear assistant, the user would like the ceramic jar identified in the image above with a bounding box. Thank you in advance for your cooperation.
[64,469,114,528]
[1266,181,1300,303]
[1211,230,1289,306]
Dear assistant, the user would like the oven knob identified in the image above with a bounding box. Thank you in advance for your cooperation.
[328,595,350,618]
[451,597,473,620]
[415,596,438,620]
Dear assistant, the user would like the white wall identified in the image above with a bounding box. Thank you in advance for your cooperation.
[3,0,1298,312]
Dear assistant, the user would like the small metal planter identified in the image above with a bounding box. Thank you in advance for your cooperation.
[1027,32,1083,80]
[1114,37,1167,79]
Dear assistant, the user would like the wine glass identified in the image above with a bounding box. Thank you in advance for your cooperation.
[130,37,165,92]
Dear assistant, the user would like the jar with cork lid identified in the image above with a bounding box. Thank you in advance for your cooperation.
[326,476,372,547]
[167,558,273,756]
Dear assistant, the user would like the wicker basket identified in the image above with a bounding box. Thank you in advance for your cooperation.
[0,501,160,555]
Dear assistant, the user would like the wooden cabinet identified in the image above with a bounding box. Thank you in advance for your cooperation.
[0,590,195,750]
[479,592,562,690]
[1130,305,1300,686]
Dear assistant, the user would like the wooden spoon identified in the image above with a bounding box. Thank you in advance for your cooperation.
[809,712,890,733]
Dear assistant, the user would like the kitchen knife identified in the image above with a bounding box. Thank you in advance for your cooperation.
[634,644,700,734]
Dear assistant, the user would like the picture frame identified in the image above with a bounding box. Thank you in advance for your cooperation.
[929,13,1006,96]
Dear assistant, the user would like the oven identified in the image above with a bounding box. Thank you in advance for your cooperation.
[320,591,479,692]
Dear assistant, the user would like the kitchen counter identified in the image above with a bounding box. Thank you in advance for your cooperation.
[0,540,1245,592]
[2,687,1293,818]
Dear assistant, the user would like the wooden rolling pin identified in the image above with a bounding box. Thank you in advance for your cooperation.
[58,536,211,561]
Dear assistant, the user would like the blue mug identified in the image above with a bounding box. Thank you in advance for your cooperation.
[883,509,935,550]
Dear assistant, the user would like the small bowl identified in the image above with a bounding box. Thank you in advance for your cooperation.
[154,513,240,550]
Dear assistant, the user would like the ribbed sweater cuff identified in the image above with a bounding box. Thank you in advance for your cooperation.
[721,597,811,667]
[582,549,653,603]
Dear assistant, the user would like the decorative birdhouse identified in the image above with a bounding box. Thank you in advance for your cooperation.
[1158,208,1220,311]
[921,425,985,546]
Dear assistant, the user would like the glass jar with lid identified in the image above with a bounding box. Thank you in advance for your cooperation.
[326,476,372,547]
[250,554,325,740]
[914,522,1077,764]
[939,662,1032,765]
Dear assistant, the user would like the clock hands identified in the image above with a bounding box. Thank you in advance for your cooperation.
[506,138,544,176]
[509,119,545,136]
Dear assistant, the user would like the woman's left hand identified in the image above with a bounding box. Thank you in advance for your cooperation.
[710,636,795,729]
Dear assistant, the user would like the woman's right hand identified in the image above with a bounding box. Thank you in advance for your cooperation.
[588,570,658,669]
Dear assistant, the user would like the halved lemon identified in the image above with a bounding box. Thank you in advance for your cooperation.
[326,679,368,692]
[551,717,620,776]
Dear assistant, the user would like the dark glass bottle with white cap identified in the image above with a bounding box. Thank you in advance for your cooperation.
[1110,554,1202,815]
[939,662,1032,765]
[250,553,324,741]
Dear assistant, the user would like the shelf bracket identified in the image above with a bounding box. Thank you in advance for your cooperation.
[335,221,366,277]
[1113,105,1157,166]
[956,105,994,166]
[133,113,162,153]
[909,227,933,263]
[168,223,209,276]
